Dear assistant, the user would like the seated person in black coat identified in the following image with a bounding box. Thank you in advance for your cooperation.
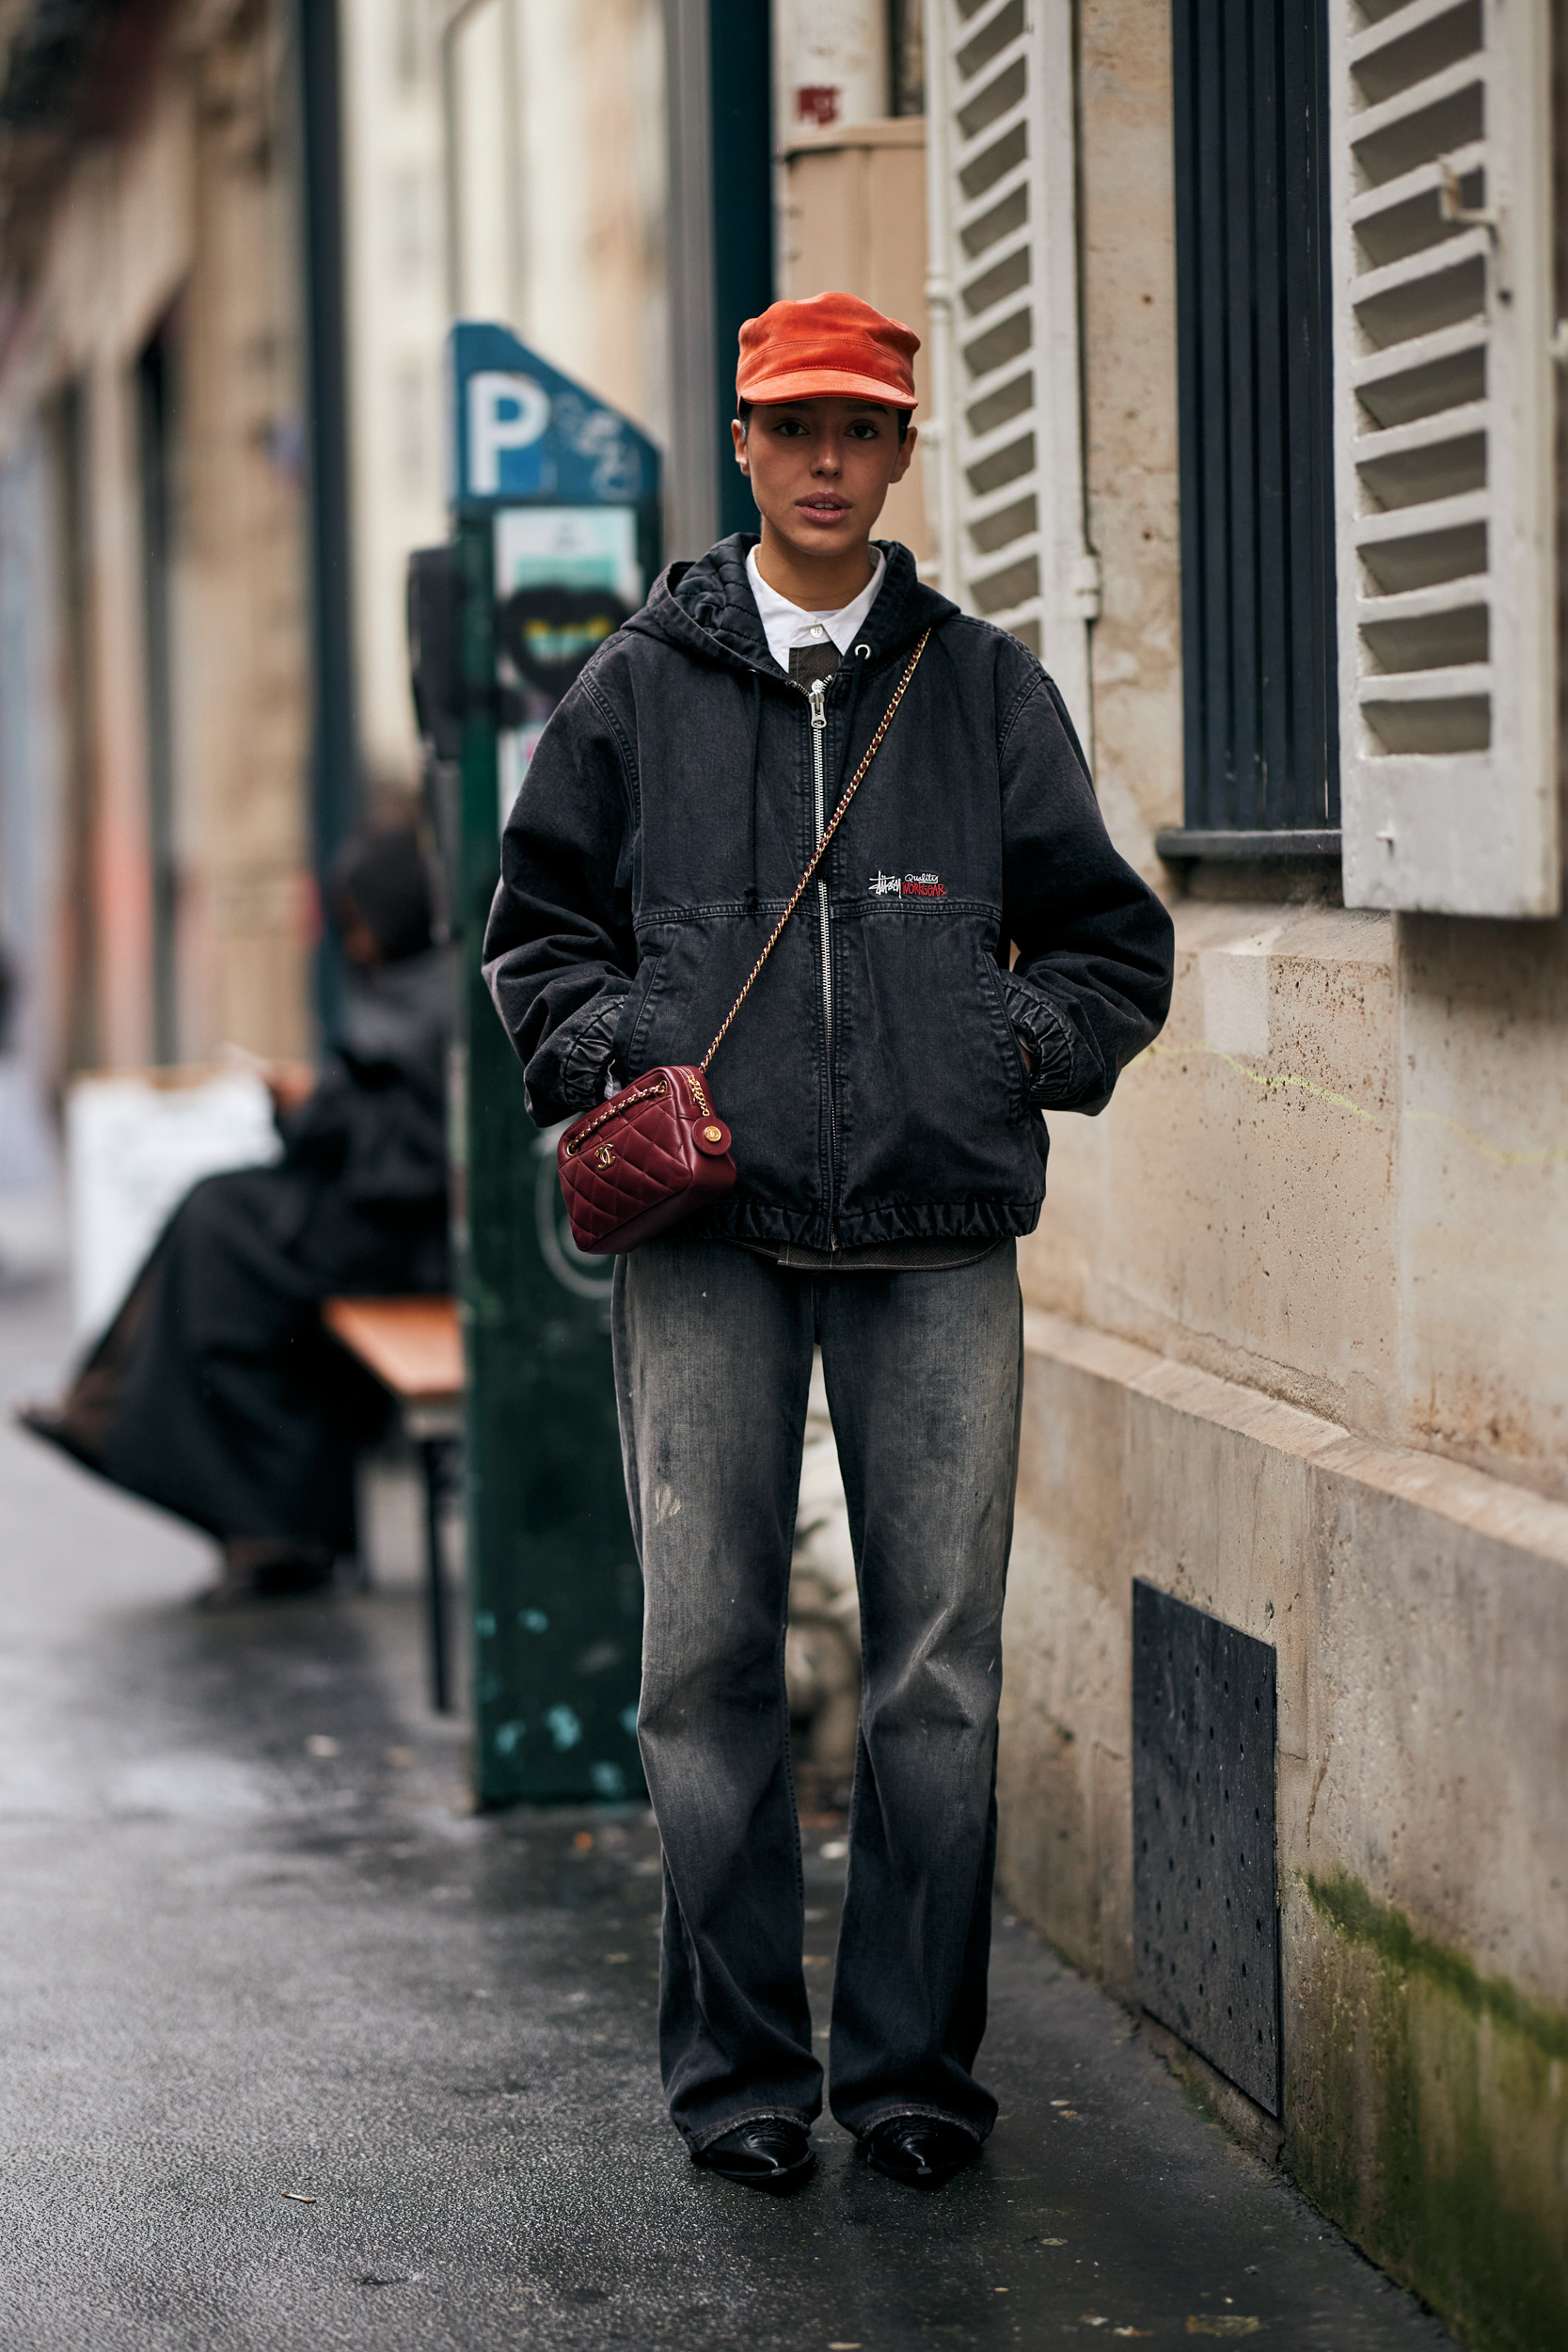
[23,824,451,1600]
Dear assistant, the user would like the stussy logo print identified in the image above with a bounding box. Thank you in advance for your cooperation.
[869,870,948,898]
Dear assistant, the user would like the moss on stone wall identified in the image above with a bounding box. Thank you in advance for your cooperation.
[1287,1872,1568,2352]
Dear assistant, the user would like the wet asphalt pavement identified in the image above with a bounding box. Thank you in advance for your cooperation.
[0,1272,1455,2352]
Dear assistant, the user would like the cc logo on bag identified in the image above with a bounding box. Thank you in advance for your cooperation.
[594,1143,616,1168]
[704,1125,722,1143]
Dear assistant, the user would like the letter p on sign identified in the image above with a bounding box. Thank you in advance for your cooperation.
[467,372,549,495]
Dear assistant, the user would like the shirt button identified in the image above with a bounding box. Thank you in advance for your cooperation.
[809,624,826,640]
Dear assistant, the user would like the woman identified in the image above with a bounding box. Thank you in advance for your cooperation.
[483,294,1175,2191]
[23,823,451,1602]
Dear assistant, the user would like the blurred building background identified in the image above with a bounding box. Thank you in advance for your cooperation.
[341,0,673,793]
[0,5,1565,2344]
[0,0,315,1082]
[0,0,916,1091]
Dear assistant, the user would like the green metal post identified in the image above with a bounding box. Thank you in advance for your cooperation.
[455,515,645,1807]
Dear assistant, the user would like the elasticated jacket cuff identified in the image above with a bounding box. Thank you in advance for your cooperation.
[551,987,627,1111]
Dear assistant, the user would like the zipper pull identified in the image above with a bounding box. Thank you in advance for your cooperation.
[808,678,828,730]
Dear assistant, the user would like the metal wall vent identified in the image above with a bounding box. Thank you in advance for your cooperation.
[1132,1580,1281,2114]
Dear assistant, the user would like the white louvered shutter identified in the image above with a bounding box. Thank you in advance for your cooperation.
[1330,0,1558,915]
[924,0,1096,740]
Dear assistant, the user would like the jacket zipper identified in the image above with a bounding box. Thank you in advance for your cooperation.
[806,675,837,1247]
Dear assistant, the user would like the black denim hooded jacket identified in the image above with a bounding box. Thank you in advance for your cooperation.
[483,535,1174,1253]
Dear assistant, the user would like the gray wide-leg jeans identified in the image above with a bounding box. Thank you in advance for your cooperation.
[610,1235,1023,2151]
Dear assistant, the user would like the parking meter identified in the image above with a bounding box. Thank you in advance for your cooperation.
[420,322,659,1805]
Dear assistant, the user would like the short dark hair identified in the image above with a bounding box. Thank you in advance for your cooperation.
[328,822,435,963]
[736,396,910,445]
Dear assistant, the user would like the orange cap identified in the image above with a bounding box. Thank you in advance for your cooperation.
[736,291,919,411]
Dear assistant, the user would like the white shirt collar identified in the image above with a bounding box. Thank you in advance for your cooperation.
[745,544,887,675]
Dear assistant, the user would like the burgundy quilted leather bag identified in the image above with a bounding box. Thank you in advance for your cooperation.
[557,628,931,1254]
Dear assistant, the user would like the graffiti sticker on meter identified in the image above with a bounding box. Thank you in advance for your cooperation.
[493,506,643,829]
[499,586,629,697]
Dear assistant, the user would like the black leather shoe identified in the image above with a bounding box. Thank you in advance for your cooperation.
[693,2119,815,2193]
[858,2115,978,2187]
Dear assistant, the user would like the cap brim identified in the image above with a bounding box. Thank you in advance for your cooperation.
[736,366,917,410]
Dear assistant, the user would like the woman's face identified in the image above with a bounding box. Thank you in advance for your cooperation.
[732,396,915,566]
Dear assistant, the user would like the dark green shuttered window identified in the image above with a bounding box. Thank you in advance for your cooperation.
[1165,0,1340,851]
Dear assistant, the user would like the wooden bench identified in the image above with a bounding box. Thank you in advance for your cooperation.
[323,1295,464,1714]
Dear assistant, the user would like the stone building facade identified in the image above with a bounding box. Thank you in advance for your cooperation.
[917,6,1568,2344]
[0,0,314,1081]
[0,0,674,1081]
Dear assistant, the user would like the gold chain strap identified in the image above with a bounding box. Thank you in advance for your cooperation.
[561,1065,712,1158]
[561,1073,669,1158]
[699,628,931,1075]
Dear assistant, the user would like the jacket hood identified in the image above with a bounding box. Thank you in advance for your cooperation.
[626,532,958,678]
